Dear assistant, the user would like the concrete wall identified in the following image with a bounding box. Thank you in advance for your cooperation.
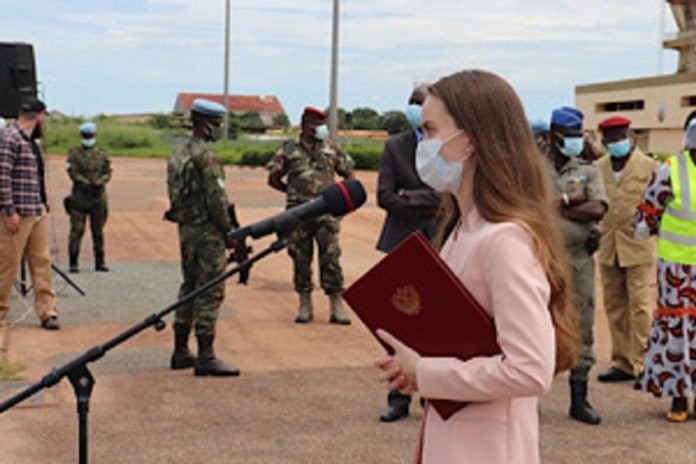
[576,73,696,154]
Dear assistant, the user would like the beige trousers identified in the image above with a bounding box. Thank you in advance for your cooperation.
[0,211,57,328]
[600,263,654,376]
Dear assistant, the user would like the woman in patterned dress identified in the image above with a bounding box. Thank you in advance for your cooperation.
[634,118,696,422]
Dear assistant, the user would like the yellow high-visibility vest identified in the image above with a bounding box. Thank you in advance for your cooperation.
[658,151,696,264]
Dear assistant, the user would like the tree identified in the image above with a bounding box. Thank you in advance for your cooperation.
[239,111,264,130]
[323,107,350,129]
[381,110,410,135]
[272,113,290,129]
[147,113,175,130]
[351,107,382,130]
[227,113,242,139]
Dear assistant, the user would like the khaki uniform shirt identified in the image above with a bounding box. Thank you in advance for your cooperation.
[595,149,659,267]
[552,157,608,251]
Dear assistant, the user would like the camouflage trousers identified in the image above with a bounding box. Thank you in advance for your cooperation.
[68,198,108,258]
[287,215,343,295]
[569,249,597,382]
[175,223,227,337]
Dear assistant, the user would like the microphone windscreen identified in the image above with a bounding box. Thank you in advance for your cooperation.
[322,179,367,216]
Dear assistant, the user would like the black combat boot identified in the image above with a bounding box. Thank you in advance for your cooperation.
[69,253,79,273]
[95,252,109,272]
[569,379,601,425]
[380,389,411,422]
[170,323,196,370]
[194,334,240,377]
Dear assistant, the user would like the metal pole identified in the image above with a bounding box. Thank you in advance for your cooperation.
[658,0,665,75]
[329,0,340,141]
[223,0,231,141]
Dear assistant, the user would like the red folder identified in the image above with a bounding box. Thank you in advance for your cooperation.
[343,231,500,420]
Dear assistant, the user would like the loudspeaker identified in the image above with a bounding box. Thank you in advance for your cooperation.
[0,42,38,118]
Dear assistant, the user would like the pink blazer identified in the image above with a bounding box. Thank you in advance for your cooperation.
[415,207,555,464]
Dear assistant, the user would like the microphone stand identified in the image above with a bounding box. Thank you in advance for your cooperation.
[0,235,287,464]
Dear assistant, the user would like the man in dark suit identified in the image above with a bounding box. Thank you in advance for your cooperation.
[376,86,441,422]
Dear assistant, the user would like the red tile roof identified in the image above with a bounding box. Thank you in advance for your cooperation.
[176,93,285,114]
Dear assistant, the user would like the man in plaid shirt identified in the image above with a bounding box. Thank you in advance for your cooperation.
[0,98,60,334]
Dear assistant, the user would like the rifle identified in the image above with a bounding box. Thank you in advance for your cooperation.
[227,204,253,284]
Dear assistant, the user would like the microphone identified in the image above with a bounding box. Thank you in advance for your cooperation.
[229,179,367,240]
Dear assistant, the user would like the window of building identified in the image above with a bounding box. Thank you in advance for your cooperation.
[595,100,645,112]
[681,95,696,107]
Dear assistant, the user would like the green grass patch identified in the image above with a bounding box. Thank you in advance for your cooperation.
[41,116,386,169]
[43,116,174,157]
[0,360,26,381]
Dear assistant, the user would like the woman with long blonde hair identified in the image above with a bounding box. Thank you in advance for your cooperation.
[375,70,579,464]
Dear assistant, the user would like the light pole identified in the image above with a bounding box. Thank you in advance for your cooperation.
[329,0,340,140]
[223,0,231,141]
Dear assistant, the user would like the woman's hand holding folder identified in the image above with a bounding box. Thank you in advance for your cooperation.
[375,329,421,394]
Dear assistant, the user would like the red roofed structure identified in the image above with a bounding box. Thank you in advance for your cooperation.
[174,92,286,127]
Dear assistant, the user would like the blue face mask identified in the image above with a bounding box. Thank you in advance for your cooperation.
[607,139,631,158]
[314,124,328,141]
[82,138,96,148]
[559,136,583,157]
[404,104,422,129]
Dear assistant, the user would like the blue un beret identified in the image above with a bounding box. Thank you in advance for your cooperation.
[551,106,583,130]
[530,119,549,135]
[80,122,96,135]
[191,98,226,117]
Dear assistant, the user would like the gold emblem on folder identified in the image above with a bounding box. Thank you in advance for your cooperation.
[391,285,421,316]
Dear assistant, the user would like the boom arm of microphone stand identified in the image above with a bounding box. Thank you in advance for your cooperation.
[0,237,289,414]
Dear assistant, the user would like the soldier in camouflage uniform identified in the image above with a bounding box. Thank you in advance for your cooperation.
[164,98,239,377]
[267,107,355,325]
[65,122,112,273]
[549,107,608,425]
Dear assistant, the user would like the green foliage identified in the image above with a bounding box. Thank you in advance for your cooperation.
[239,111,264,130]
[239,146,276,166]
[227,113,242,140]
[272,113,290,129]
[343,142,384,170]
[381,111,410,135]
[323,107,350,129]
[147,113,176,130]
[42,116,173,156]
[99,126,159,150]
[214,140,278,166]
[351,107,383,130]
[0,360,26,381]
[39,113,385,171]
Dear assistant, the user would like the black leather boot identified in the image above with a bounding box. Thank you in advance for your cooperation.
[569,379,601,425]
[170,323,196,370]
[95,252,109,272]
[194,334,240,377]
[69,253,79,273]
[380,389,411,422]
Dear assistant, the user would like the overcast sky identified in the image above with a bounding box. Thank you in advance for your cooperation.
[1,0,679,123]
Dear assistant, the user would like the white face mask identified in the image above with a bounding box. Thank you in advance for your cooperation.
[314,124,328,141]
[416,130,469,193]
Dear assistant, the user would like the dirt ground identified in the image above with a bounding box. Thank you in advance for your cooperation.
[0,156,694,464]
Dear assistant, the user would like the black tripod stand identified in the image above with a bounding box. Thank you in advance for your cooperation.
[15,257,85,297]
[0,236,285,464]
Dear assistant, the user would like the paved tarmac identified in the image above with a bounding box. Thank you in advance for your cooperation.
[0,156,694,464]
